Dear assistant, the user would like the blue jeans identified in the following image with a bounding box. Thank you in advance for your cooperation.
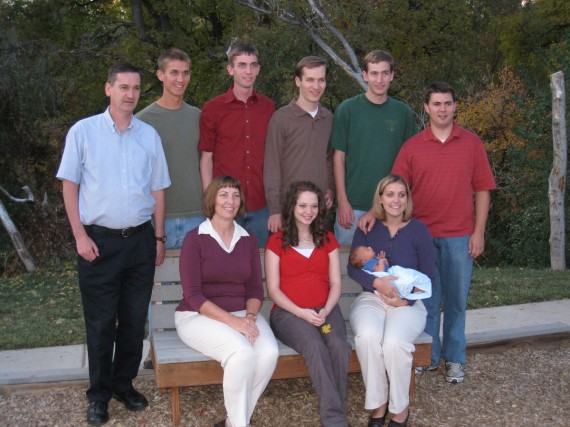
[423,236,473,366]
[334,209,367,246]
[236,206,269,248]
[164,213,205,250]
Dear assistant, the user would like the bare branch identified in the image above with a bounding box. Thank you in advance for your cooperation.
[234,0,366,90]
[0,185,35,203]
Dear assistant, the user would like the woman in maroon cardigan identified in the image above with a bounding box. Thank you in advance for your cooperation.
[265,181,351,427]
[175,175,278,427]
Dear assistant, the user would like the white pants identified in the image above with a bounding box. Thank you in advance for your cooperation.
[349,292,426,414]
[175,310,279,427]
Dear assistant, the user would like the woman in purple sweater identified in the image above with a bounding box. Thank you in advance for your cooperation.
[175,175,278,427]
[348,174,435,427]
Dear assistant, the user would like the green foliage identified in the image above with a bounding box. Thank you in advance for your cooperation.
[0,0,568,271]
[499,0,570,80]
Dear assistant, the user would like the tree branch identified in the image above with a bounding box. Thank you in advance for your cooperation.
[235,0,366,90]
[0,185,35,203]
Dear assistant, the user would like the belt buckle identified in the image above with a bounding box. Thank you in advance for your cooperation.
[121,228,130,238]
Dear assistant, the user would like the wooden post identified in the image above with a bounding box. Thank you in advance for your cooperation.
[0,197,35,272]
[549,71,567,270]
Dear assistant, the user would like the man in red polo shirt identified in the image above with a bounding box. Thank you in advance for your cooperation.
[392,82,496,384]
[199,41,275,246]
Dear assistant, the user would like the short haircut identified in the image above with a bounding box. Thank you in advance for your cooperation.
[372,174,413,222]
[362,50,394,73]
[423,81,456,105]
[294,56,328,79]
[349,246,367,268]
[158,48,191,71]
[107,62,140,85]
[226,41,258,65]
[202,175,246,219]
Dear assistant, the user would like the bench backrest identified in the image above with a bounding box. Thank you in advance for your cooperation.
[151,246,361,332]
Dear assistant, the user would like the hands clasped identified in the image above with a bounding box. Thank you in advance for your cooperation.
[232,316,260,344]
[298,307,328,327]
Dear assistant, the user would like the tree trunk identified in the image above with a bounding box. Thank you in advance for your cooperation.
[131,0,148,41]
[0,198,35,272]
[549,71,567,270]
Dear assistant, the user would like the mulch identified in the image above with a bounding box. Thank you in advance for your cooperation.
[1,337,568,426]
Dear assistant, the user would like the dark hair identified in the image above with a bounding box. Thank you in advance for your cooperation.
[281,181,329,248]
[349,246,367,268]
[423,81,456,105]
[202,176,246,219]
[294,56,328,79]
[226,41,259,65]
[107,62,140,85]
[363,50,394,73]
[372,174,413,221]
[158,48,191,71]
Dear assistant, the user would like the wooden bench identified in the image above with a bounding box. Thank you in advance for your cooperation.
[150,248,432,425]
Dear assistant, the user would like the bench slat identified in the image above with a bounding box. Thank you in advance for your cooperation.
[151,249,432,426]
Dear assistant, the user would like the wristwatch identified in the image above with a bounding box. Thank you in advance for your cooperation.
[155,236,167,243]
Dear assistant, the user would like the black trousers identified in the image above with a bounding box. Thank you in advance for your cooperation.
[78,223,156,402]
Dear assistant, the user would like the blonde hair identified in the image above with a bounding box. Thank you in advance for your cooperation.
[372,174,413,221]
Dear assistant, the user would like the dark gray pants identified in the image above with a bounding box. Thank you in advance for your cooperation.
[270,305,351,427]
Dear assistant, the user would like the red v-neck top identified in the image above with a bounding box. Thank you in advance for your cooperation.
[266,231,339,309]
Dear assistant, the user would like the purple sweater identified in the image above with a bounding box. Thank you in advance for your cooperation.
[348,218,436,294]
[176,228,264,313]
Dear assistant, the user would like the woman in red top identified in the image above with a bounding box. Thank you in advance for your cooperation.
[265,181,351,427]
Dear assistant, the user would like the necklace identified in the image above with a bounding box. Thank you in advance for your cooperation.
[298,236,313,247]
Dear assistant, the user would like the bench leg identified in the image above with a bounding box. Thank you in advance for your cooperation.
[409,369,416,402]
[171,387,180,426]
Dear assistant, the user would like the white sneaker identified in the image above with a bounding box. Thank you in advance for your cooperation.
[445,361,464,384]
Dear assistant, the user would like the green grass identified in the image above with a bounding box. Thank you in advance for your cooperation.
[469,266,570,308]
[0,263,86,350]
[1,265,569,351]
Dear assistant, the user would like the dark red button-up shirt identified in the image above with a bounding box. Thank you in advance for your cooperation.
[199,86,275,211]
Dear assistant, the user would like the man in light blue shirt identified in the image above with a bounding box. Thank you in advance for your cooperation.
[57,62,170,426]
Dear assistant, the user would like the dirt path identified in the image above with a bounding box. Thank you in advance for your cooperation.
[1,338,568,426]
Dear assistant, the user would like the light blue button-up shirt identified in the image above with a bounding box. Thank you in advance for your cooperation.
[57,108,171,229]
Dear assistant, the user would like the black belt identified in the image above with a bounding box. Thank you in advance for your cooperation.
[86,221,150,238]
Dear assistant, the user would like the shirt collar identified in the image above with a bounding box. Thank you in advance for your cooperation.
[221,84,259,104]
[289,98,322,119]
[424,121,461,143]
[198,218,249,253]
[103,107,135,133]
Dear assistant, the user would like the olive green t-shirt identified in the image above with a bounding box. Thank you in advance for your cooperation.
[136,102,202,217]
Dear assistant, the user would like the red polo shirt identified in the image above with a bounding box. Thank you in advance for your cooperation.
[392,122,496,238]
[199,86,275,211]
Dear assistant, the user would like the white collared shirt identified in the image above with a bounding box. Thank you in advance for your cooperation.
[198,218,250,253]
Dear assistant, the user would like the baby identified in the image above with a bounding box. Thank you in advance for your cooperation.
[349,246,432,300]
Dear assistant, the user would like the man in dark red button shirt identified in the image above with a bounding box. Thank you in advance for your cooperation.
[199,41,275,246]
